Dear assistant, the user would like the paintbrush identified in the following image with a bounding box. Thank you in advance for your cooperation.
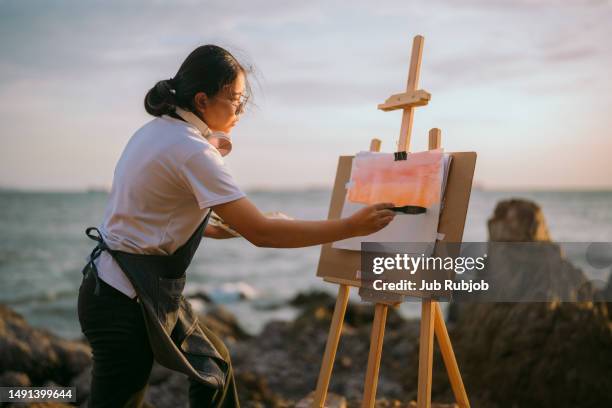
[391,205,427,214]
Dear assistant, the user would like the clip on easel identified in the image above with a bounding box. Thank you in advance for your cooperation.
[312,35,474,408]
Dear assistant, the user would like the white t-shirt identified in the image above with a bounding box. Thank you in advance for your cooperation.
[93,114,246,298]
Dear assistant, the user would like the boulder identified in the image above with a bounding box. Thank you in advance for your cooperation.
[0,305,91,385]
[487,198,551,242]
[200,305,251,342]
[447,199,612,407]
[0,370,31,387]
[451,301,612,407]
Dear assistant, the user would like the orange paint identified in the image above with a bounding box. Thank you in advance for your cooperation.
[347,149,443,207]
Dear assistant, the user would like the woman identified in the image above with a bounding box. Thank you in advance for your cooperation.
[77,44,395,408]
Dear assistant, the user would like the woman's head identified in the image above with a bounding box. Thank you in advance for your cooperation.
[144,45,251,133]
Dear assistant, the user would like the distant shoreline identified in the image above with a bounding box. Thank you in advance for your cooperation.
[1,186,612,194]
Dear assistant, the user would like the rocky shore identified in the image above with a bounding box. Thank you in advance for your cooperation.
[1,199,611,407]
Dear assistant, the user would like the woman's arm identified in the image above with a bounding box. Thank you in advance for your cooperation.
[211,197,395,248]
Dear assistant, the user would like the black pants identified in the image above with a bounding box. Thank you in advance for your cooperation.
[78,269,240,407]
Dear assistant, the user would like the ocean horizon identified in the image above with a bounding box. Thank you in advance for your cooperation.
[1,188,611,340]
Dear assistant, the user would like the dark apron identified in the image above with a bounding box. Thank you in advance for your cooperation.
[81,209,228,391]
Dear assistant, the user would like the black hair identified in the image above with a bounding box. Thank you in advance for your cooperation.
[144,44,251,117]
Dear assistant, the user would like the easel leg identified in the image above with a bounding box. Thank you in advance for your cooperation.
[313,284,351,408]
[417,299,435,408]
[361,303,388,408]
[433,302,470,408]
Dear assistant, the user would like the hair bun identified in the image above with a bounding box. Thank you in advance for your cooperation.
[144,79,178,116]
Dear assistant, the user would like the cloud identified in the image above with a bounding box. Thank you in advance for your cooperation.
[435,0,611,9]
[543,47,598,62]
[0,0,321,82]
[0,0,611,189]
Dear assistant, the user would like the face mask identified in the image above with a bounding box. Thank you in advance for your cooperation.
[174,107,232,157]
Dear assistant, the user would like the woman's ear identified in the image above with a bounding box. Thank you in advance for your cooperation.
[193,92,208,116]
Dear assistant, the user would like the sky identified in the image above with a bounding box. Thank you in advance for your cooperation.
[0,0,611,191]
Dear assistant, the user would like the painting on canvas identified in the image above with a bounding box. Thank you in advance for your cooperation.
[332,149,449,252]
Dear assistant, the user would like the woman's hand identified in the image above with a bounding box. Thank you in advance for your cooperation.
[345,202,396,236]
[203,224,239,239]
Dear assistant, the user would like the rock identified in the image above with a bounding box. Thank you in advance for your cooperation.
[445,198,612,407]
[200,305,251,342]
[6,403,73,408]
[0,370,31,387]
[296,391,346,408]
[290,290,405,331]
[296,394,457,408]
[479,242,597,302]
[290,290,336,309]
[604,270,612,296]
[235,371,290,407]
[0,304,91,385]
[452,301,612,407]
[598,271,612,316]
[406,403,457,408]
[481,199,598,302]
[487,198,551,242]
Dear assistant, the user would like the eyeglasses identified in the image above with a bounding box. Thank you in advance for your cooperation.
[221,93,248,116]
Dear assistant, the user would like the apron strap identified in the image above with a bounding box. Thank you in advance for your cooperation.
[82,227,109,296]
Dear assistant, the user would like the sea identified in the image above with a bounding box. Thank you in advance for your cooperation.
[0,189,611,340]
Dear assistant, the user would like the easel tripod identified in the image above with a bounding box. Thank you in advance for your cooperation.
[312,35,471,408]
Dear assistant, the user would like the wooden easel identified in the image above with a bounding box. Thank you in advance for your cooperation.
[312,35,471,408]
